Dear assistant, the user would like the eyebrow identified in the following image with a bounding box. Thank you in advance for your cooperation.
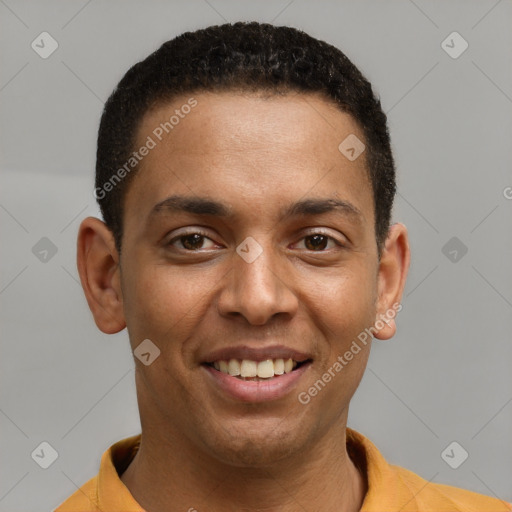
[150,194,363,222]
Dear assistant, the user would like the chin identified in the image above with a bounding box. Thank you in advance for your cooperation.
[200,418,311,468]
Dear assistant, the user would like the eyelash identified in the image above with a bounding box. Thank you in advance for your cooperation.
[167,229,344,252]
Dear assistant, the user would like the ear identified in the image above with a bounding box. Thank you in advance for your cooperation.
[76,217,126,334]
[373,223,410,340]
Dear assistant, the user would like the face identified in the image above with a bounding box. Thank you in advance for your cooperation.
[84,91,408,467]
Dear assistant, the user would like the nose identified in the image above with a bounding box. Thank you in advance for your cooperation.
[217,241,298,325]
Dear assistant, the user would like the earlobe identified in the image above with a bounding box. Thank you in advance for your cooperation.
[374,223,410,341]
[76,217,126,334]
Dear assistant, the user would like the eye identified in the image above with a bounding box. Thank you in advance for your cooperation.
[295,232,343,251]
[168,231,218,251]
[167,230,344,252]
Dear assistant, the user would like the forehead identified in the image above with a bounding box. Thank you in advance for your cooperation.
[139,91,365,160]
[126,91,373,225]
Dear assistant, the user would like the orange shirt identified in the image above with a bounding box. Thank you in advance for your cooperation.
[55,428,511,511]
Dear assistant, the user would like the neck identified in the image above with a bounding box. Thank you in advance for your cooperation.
[120,422,367,512]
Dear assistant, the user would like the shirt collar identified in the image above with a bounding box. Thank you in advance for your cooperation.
[347,428,417,511]
[97,434,144,511]
[96,428,421,511]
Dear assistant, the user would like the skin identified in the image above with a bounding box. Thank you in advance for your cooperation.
[77,91,410,512]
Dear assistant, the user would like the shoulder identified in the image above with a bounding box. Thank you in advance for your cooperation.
[347,428,511,512]
[53,475,102,512]
[393,464,512,512]
[53,434,142,512]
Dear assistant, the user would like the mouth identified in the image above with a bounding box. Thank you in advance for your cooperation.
[200,346,313,402]
[204,357,312,381]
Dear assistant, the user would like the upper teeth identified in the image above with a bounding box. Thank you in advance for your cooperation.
[213,358,297,378]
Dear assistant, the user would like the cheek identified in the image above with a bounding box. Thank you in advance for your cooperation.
[332,287,376,341]
[306,265,377,369]
[314,265,376,328]
[122,264,212,410]
[121,263,211,348]
[299,273,375,420]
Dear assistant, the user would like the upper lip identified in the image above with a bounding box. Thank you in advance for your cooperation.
[202,344,312,364]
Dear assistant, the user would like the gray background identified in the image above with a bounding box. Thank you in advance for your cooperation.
[1,0,511,510]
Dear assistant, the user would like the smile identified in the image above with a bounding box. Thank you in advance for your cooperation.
[206,358,304,380]
[201,346,313,402]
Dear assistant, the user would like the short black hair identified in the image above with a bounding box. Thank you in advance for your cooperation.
[95,21,395,255]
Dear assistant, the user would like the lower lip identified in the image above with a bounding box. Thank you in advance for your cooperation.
[202,363,312,403]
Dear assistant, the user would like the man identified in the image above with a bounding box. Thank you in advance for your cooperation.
[56,22,510,512]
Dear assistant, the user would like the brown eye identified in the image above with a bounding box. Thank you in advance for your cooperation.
[299,233,340,251]
[180,234,206,250]
[168,231,217,251]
